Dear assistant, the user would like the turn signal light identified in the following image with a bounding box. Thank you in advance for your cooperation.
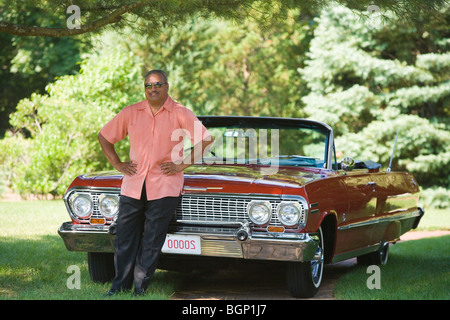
[267,226,285,233]
[90,218,106,225]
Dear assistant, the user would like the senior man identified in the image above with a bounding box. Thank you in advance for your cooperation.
[98,70,212,296]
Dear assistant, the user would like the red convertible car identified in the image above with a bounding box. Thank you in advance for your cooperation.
[58,116,424,298]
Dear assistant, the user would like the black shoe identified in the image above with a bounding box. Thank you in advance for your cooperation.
[103,289,120,297]
[133,288,146,296]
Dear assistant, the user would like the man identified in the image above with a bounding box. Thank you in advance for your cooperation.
[98,70,212,295]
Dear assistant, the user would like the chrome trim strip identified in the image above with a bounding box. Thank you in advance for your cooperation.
[281,194,305,201]
[65,186,121,195]
[331,244,380,263]
[183,186,207,191]
[182,193,282,199]
[176,220,244,227]
[326,129,334,169]
[183,186,224,191]
[337,209,422,231]
[170,227,238,241]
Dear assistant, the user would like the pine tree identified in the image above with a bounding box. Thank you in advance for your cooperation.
[300,5,450,189]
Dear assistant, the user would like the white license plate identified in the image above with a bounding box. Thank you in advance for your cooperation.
[161,234,201,255]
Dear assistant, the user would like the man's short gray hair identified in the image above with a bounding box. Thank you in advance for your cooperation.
[144,69,168,83]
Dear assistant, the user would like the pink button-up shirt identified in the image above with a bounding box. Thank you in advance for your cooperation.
[100,97,210,200]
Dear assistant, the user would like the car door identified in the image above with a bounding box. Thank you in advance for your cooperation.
[370,172,421,243]
[335,172,378,254]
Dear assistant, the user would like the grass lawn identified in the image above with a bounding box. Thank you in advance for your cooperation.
[0,200,448,300]
[412,207,449,231]
[334,207,450,300]
[0,200,179,300]
[334,235,450,299]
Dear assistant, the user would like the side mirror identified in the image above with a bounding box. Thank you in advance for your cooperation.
[341,157,355,173]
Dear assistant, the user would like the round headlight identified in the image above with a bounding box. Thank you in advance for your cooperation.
[247,200,272,225]
[70,193,92,219]
[277,202,303,226]
[99,194,120,218]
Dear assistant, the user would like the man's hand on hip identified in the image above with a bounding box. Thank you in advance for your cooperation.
[115,161,138,176]
[160,162,186,176]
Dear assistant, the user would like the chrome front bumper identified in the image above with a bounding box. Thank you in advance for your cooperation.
[58,222,319,262]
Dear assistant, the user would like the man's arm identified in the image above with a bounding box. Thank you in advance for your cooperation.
[160,137,214,176]
[98,132,137,176]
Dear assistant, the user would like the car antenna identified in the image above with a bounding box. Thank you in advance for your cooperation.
[387,129,399,173]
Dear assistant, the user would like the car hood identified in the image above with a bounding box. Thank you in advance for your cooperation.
[183,164,328,195]
[70,165,329,195]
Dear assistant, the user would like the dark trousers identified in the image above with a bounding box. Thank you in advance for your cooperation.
[110,184,179,292]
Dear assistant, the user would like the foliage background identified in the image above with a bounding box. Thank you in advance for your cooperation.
[0,4,449,207]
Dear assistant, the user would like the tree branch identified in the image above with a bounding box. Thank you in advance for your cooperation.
[0,2,145,37]
[0,0,446,37]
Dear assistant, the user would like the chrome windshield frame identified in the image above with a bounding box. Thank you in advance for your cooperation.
[197,116,334,170]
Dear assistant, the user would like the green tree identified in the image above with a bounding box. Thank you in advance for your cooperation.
[1,37,142,196]
[138,12,312,117]
[300,5,450,189]
[1,12,314,196]
[0,5,89,135]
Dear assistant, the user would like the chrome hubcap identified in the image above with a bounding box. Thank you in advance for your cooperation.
[311,229,324,287]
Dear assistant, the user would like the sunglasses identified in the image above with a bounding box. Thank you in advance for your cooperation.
[144,82,167,89]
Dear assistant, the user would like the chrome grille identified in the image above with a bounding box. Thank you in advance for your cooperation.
[175,194,284,226]
[91,193,103,220]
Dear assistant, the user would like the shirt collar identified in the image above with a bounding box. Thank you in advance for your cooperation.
[160,96,174,112]
[136,96,174,113]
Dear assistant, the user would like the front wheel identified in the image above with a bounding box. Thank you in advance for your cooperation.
[87,252,115,283]
[286,226,324,298]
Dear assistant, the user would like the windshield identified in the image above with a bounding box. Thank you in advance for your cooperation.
[195,121,329,169]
